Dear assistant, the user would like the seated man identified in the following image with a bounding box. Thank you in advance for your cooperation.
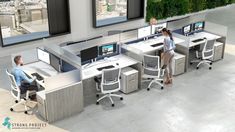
[12,55,38,98]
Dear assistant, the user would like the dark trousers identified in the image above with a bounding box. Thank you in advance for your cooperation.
[20,81,38,94]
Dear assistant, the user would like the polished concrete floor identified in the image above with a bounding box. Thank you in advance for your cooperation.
[1,5,235,132]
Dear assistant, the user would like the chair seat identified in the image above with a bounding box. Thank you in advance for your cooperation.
[144,68,160,77]
[142,74,162,79]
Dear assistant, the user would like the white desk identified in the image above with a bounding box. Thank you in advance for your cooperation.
[189,32,222,47]
[82,54,139,80]
[128,36,185,53]
[22,61,59,87]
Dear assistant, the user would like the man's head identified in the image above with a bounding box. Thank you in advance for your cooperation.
[14,55,23,66]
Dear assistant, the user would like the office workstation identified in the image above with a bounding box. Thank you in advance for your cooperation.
[10,46,83,123]
[1,0,235,131]
[173,21,227,70]
[63,35,140,106]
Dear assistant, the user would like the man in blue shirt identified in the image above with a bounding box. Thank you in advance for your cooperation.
[12,55,38,95]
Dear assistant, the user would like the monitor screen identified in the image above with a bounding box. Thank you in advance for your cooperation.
[151,22,167,35]
[193,22,205,31]
[182,25,192,35]
[80,46,98,63]
[37,48,50,64]
[99,43,117,56]
[50,54,61,72]
[138,26,151,39]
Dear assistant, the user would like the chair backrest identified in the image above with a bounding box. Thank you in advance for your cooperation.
[143,54,161,78]
[6,69,21,100]
[202,39,216,59]
[101,68,121,93]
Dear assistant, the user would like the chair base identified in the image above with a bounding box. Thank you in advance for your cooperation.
[190,59,213,70]
[96,93,123,107]
[144,79,164,91]
[10,99,37,114]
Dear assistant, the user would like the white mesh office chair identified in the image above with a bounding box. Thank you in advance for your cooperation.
[6,69,36,114]
[142,54,164,91]
[190,38,215,70]
[95,68,123,107]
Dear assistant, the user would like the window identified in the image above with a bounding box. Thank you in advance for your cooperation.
[0,0,49,46]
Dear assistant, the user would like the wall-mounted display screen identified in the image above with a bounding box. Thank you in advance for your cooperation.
[93,0,145,28]
[95,0,127,27]
[0,0,71,47]
[0,0,49,46]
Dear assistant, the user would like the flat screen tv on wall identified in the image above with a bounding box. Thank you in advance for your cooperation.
[146,0,235,21]
[93,0,145,28]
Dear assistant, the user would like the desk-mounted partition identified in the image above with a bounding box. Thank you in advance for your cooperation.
[205,21,228,38]
[119,30,138,43]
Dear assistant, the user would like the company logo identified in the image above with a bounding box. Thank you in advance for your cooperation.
[2,117,47,130]
[2,117,12,129]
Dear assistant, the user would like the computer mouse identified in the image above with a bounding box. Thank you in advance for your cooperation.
[116,63,119,66]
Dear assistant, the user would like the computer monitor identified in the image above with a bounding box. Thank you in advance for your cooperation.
[80,46,98,63]
[99,43,117,57]
[37,48,50,64]
[138,26,151,39]
[50,54,61,72]
[151,22,167,35]
[182,24,192,35]
[193,21,205,31]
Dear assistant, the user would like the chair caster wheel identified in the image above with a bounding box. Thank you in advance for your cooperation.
[147,88,150,91]
[96,94,99,98]
[161,87,164,90]
[190,62,193,65]
[161,81,163,83]
[24,111,28,114]
[10,108,13,111]
[210,63,213,65]
[120,97,123,101]
[15,100,18,103]
[196,67,199,70]
[112,104,115,107]
[96,102,99,105]
[209,67,212,70]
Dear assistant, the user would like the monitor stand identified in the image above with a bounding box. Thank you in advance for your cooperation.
[83,59,95,68]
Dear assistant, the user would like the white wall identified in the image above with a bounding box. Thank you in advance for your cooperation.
[0,0,147,57]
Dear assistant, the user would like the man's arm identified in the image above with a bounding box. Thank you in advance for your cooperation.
[20,70,34,84]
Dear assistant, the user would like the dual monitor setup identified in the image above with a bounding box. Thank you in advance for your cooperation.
[137,22,167,39]
[182,21,205,36]
[80,43,118,65]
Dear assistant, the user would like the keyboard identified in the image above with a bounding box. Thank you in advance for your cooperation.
[97,65,115,71]
[192,38,204,43]
[31,73,44,81]
[151,43,164,47]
